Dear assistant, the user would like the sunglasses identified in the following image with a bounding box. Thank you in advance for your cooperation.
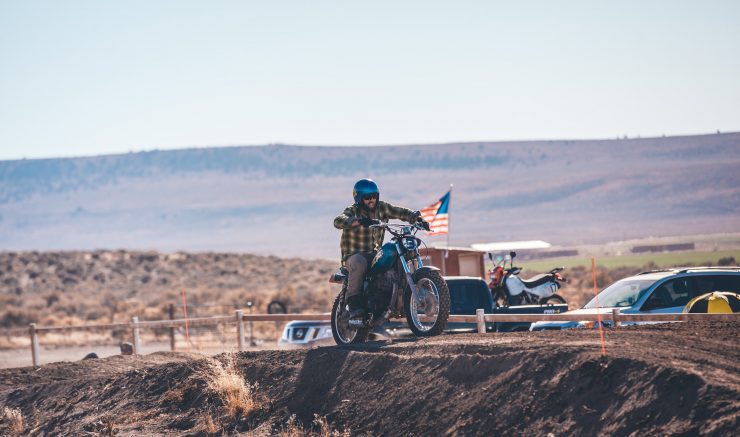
[362,194,378,201]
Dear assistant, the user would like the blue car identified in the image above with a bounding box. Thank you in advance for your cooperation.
[530,266,740,331]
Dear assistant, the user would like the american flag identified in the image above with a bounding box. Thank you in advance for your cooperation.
[420,190,450,235]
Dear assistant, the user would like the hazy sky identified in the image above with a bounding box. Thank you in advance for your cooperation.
[1,0,739,160]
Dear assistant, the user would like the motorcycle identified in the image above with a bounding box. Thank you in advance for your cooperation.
[329,221,451,344]
[487,251,567,307]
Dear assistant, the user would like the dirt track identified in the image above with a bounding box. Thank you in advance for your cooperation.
[1,321,738,436]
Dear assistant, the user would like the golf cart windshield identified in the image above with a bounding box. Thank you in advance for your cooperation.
[583,278,656,308]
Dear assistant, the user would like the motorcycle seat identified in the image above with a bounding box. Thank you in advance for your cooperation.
[519,274,552,288]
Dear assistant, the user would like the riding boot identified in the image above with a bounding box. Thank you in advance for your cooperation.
[347,295,365,319]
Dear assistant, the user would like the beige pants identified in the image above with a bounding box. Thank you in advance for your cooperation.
[346,252,372,299]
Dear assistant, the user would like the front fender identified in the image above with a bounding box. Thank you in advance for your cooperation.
[412,266,441,282]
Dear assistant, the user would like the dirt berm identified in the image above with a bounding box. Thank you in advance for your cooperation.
[1,321,738,435]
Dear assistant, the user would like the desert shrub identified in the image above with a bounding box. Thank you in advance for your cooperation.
[204,354,260,418]
[718,256,736,266]
[0,310,34,328]
[46,293,60,307]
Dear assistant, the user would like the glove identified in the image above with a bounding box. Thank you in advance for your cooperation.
[411,210,422,222]
[359,217,381,227]
[344,216,359,228]
[412,211,430,231]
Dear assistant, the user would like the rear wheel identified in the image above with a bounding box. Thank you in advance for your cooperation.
[404,269,450,336]
[539,294,566,305]
[331,291,369,345]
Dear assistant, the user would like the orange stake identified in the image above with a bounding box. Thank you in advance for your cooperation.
[181,289,191,351]
[592,258,607,356]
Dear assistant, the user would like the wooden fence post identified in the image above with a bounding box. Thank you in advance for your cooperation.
[29,323,40,367]
[132,316,141,355]
[476,309,486,334]
[236,310,245,351]
[169,303,176,351]
[612,309,620,329]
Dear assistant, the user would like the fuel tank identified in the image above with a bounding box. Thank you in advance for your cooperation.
[369,243,398,275]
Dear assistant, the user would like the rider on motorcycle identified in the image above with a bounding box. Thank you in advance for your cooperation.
[333,179,429,319]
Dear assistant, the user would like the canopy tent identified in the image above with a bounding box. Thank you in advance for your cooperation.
[470,240,551,252]
[683,291,740,314]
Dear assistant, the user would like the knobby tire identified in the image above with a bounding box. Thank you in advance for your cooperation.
[404,269,450,337]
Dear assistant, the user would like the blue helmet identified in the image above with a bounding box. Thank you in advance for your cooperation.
[353,179,379,206]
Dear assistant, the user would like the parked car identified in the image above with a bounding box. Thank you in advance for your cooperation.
[530,266,740,331]
[278,319,398,349]
[278,320,334,349]
[279,276,569,347]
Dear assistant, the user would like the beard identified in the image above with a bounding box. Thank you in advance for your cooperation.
[362,199,377,212]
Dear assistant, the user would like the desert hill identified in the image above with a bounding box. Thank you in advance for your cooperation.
[1,132,739,258]
[0,250,336,329]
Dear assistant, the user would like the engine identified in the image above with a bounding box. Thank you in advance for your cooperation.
[367,269,397,313]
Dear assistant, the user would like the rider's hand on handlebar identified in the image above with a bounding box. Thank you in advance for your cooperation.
[346,216,361,228]
[411,210,430,230]
[359,217,381,227]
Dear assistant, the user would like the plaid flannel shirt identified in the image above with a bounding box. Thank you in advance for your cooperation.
[333,200,416,262]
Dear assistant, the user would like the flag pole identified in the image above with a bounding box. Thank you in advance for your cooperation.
[447,184,453,249]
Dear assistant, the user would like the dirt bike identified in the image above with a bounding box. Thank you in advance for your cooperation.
[330,221,451,344]
[487,251,567,307]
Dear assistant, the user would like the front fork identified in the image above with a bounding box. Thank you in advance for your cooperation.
[397,243,423,296]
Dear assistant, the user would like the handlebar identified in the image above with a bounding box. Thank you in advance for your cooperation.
[369,221,427,237]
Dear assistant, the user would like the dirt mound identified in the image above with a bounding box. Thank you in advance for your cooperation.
[1,321,738,435]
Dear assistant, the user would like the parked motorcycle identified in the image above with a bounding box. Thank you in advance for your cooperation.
[330,222,451,344]
[487,251,567,307]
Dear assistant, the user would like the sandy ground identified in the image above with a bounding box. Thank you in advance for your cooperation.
[0,341,281,369]
[0,342,190,369]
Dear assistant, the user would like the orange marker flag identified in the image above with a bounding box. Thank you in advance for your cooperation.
[592,258,607,356]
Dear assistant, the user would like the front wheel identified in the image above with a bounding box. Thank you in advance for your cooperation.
[492,287,508,308]
[539,294,566,305]
[404,270,450,337]
[331,291,369,345]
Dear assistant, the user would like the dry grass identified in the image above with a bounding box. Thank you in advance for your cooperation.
[277,414,350,437]
[204,353,260,418]
[1,406,24,435]
[202,410,220,435]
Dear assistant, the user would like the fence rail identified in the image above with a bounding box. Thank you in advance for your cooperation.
[19,310,739,368]
[449,311,740,324]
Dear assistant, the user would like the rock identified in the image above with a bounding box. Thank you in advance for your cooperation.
[83,352,98,360]
[120,342,134,355]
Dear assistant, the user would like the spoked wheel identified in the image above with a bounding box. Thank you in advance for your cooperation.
[403,269,450,336]
[492,288,508,308]
[331,292,369,345]
[539,294,566,305]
